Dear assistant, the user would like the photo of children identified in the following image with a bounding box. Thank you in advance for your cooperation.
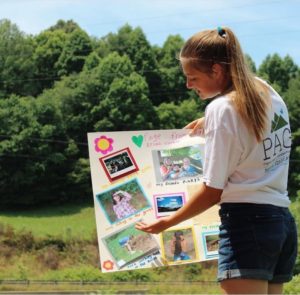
[100,148,139,182]
[154,193,185,218]
[96,178,151,224]
[202,232,219,259]
[161,227,197,263]
[103,223,159,269]
[152,145,203,183]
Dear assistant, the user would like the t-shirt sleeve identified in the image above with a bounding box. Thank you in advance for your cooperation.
[202,128,242,190]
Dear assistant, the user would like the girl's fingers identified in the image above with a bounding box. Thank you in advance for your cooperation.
[184,120,197,129]
[135,221,149,230]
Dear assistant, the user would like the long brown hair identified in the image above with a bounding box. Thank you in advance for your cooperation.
[180,27,269,141]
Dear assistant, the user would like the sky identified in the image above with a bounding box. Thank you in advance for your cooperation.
[157,196,183,208]
[1,0,300,67]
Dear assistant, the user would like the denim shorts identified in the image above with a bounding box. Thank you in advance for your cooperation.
[218,203,298,283]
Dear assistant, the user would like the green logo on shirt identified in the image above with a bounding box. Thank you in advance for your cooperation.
[263,109,291,163]
[271,110,288,133]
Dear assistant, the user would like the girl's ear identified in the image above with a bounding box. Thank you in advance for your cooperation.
[212,63,224,78]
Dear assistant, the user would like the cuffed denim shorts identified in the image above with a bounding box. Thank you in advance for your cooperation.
[218,203,298,283]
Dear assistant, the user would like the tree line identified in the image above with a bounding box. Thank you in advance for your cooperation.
[0,19,299,206]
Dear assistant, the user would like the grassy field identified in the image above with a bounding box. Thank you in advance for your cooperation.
[0,201,96,240]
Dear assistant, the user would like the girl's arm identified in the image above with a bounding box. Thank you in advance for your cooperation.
[136,182,222,234]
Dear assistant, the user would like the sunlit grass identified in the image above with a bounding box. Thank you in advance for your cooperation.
[0,202,96,240]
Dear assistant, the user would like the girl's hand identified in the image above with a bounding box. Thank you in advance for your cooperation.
[184,117,205,136]
[135,218,170,234]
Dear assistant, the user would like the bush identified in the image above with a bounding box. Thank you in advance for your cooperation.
[43,265,105,281]
[111,269,155,282]
[184,263,202,281]
[284,275,300,294]
[36,236,66,251]
[36,246,60,270]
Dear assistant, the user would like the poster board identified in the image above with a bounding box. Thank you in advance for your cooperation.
[88,129,220,272]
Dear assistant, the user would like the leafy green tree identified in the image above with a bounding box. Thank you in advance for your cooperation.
[0,94,76,206]
[93,72,157,131]
[104,24,162,105]
[258,54,298,93]
[157,35,188,104]
[0,19,37,97]
[159,35,184,68]
[56,29,93,77]
[156,98,203,129]
[83,52,101,71]
[48,19,81,33]
[284,75,300,198]
[245,54,256,73]
[34,29,68,91]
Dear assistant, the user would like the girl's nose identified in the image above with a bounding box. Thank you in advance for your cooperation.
[186,80,193,89]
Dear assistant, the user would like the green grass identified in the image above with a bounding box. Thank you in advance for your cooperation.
[0,202,96,240]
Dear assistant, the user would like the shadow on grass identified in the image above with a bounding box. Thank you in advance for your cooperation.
[0,199,94,218]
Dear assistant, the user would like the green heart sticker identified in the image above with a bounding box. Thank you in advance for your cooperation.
[132,135,144,148]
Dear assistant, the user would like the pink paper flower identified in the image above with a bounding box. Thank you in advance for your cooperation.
[94,136,114,154]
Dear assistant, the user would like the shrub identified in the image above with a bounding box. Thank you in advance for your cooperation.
[284,275,300,294]
[0,244,15,260]
[16,231,35,251]
[43,265,105,281]
[36,246,60,270]
[184,263,202,281]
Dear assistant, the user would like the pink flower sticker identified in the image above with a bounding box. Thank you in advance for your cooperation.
[94,136,114,154]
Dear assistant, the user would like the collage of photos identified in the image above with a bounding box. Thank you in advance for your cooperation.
[103,223,160,269]
[160,227,197,264]
[96,178,151,224]
[89,131,219,272]
[152,145,203,184]
[99,147,139,182]
[153,193,185,218]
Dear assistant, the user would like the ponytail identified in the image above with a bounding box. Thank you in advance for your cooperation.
[180,27,269,141]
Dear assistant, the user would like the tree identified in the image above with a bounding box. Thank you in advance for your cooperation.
[0,94,76,206]
[156,35,189,104]
[0,19,37,97]
[83,52,101,71]
[245,54,256,73]
[92,72,157,131]
[34,29,68,91]
[48,19,81,33]
[156,98,203,129]
[258,54,298,93]
[56,29,93,77]
[104,24,162,105]
[283,75,300,198]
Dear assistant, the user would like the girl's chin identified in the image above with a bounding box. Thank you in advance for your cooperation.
[200,92,221,100]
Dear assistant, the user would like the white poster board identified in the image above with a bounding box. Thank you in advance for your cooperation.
[88,129,220,272]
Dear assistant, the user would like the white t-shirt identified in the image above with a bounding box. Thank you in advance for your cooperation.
[202,81,292,207]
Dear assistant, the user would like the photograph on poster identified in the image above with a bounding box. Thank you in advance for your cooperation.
[202,231,219,259]
[96,178,151,224]
[152,145,203,183]
[161,227,197,263]
[99,147,139,182]
[103,222,160,269]
[153,193,185,218]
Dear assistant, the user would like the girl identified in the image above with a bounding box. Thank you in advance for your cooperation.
[170,231,191,261]
[136,27,297,294]
[112,190,137,220]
